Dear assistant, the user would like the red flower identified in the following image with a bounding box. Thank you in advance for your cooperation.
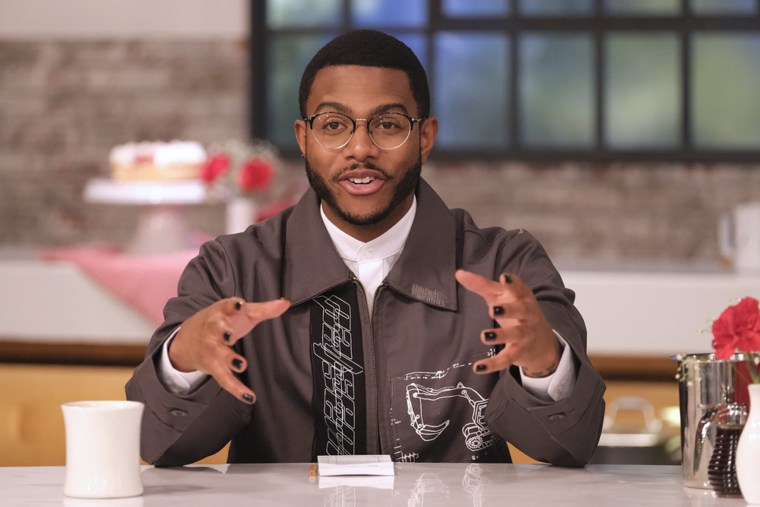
[200,154,230,183]
[712,297,760,360]
[237,158,273,193]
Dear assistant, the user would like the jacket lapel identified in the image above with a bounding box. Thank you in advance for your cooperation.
[282,188,352,306]
[386,180,459,312]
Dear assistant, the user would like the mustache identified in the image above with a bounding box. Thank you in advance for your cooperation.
[336,162,392,180]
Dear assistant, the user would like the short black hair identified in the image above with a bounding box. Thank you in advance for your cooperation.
[298,29,430,118]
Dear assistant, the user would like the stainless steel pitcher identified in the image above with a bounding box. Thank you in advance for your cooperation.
[676,353,750,489]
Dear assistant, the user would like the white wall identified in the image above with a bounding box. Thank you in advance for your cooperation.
[0,0,248,39]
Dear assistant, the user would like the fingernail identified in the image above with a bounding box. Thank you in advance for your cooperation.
[235,301,243,311]
[223,331,232,342]
[475,364,488,372]
[504,274,513,284]
[232,359,243,370]
[242,393,254,404]
[493,306,504,316]
[484,331,497,342]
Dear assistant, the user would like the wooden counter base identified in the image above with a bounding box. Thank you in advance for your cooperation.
[0,339,679,380]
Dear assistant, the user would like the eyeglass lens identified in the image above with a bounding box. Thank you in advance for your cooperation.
[310,112,412,150]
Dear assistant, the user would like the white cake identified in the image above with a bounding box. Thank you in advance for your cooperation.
[109,141,206,181]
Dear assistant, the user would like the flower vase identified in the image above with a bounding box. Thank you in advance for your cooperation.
[738,384,760,504]
[226,196,258,234]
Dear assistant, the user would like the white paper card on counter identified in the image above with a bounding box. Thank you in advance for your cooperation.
[317,454,394,476]
[318,475,395,489]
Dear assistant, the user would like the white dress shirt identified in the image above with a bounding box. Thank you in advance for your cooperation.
[160,196,576,401]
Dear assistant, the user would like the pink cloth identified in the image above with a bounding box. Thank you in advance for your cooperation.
[41,245,198,326]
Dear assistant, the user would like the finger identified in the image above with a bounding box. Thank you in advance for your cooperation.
[221,297,246,315]
[482,326,526,345]
[473,347,517,374]
[242,299,291,324]
[455,270,504,300]
[216,368,257,404]
[226,299,291,345]
[491,299,531,322]
[208,352,256,404]
[229,354,247,373]
[482,328,506,345]
[497,272,531,299]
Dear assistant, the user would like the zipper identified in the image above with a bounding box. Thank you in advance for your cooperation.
[370,283,385,454]
[351,274,385,455]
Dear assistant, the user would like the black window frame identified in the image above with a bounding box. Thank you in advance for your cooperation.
[250,0,760,163]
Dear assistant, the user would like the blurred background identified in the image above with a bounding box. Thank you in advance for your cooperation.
[1,0,759,467]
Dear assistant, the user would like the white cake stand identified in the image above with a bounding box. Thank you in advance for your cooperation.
[84,178,207,255]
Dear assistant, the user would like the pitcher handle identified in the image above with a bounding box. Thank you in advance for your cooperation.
[694,407,718,476]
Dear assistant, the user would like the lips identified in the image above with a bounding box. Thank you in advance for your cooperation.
[338,168,387,196]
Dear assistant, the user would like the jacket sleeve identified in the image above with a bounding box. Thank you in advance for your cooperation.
[125,239,253,466]
[484,230,606,467]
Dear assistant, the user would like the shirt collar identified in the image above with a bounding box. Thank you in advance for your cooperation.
[320,197,417,263]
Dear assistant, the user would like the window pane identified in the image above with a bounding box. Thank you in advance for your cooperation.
[519,34,594,148]
[519,0,593,16]
[433,33,509,149]
[352,0,427,27]
[388,33,428,69]
[268,34,336,148]
[605,0,680,15]
[693,34,760,149]
[605,34,680,148]
[268,0,341,28]
[691,0,758,15]
[443,0,510,17]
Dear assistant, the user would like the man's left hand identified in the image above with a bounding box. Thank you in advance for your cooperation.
[455,269,562,377]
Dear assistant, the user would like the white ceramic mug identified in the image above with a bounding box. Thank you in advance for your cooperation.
[62,400,144,499]
[718,201,760,273]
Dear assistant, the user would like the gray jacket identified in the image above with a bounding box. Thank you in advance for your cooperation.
[126,179,605,467]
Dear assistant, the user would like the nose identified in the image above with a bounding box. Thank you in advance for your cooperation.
[343,119,378,160]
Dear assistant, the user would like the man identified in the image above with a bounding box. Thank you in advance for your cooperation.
[126,30,605,467]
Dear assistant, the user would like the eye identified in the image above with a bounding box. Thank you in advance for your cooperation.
[317,114,351,135]
[372,114,405,132]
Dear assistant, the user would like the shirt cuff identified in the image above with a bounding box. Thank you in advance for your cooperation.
[158,327,208,395]
[519,331,577,402]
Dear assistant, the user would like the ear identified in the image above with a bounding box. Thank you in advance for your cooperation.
[294,119,307,155]
[419,116,438,164]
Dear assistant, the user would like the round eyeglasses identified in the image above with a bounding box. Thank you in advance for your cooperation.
[303,111,426,151]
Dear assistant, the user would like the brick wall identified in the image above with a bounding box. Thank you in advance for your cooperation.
[0,40,248,246]
[1,39,758,267]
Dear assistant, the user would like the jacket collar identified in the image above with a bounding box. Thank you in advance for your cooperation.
[283,179,458,311]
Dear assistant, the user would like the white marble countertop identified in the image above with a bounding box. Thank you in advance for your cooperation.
[0,463,748,506]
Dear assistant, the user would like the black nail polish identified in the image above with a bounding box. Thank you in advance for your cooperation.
[232,359,243,369]
[235,301,243,311]
[484,331,497,341]
[493,306,504,316]
[223,331,232,342]
[242,393,254,403]
[476,364,487,372]
[504,274,513,284]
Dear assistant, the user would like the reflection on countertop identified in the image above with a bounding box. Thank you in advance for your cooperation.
[5,463,742,506]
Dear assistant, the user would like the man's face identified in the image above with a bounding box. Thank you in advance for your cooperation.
[295,65,437,241]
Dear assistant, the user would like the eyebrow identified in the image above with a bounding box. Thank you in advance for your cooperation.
[312,102,411,117]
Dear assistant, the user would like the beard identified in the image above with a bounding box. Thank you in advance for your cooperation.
[305,156,421,226]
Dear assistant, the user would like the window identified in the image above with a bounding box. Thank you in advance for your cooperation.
[251,0,760,162]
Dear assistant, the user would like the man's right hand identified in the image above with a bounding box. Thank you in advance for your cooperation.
[168,297,291,404]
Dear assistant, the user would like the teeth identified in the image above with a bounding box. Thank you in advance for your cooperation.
[349,177,374,184]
